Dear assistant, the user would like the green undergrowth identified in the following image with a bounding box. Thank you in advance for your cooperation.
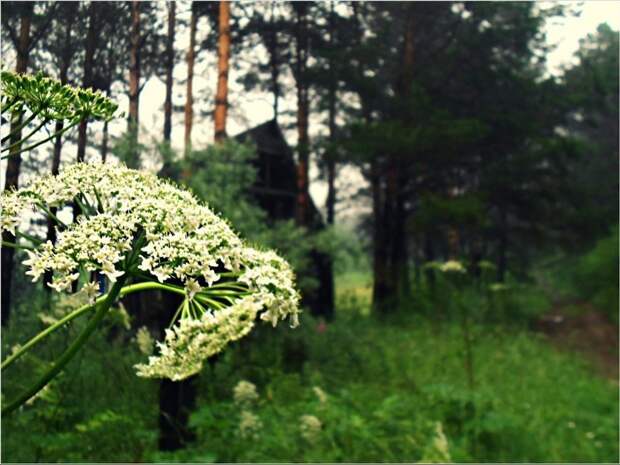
[1,274,618,463]
[173,308,618,463]
[536,227,619,323]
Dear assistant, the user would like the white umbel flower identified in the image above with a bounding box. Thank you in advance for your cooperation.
[439,260,466,273]
[233,380,259,405]
[136,326,154,356]
[1,162,301,381]
[238,410,262,440]
[299,414,322,443]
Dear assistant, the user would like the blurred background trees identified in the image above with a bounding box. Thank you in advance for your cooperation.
[1,1,618,462]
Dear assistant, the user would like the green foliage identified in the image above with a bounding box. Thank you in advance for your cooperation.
[111,127,145,169]
[570,227,619,323]
[413,193,487,232]
[561,23,619,243]
[179,141,267,236]
[1,290,157,462]
[2,272,618,462]
[171,306,617,463]
[409,261,550,326]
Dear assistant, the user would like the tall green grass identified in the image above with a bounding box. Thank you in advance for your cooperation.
[2,271,618,462]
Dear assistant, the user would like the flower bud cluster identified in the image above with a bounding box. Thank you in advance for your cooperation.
[1,71,119,123]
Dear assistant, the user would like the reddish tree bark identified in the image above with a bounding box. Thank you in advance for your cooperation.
[325,1,337,225]
[184,3,197,155]
[127,0,141,165]
[372,6,415,313]
[214,1,231,142]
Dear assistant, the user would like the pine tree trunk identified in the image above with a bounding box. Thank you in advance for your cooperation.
[163,1,176,143]
[267,2,280,119]
[127,0,141,165]
[497,211,508,282]
[371,160,392,312]
[44,12,75,290]
[214,1,231,143]
[390,7,415,302]
[295,87,309,226]
[372,6,415,314]
[269,37,279,119]
[379,161,401,310]
[392,188,410,297]
[101,119,109,162]
[184,4,197,155]
[76,1,98,163]
[325,1,337,226]
[326,162,336,225]
[1,3,33,325]
[294,4,310,227]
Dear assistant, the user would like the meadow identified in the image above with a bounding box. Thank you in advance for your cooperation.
[2,244,618,463]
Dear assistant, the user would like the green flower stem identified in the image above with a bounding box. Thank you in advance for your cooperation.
[15,230,43,245]
[1,110,36,144]
[1,281,185,372]
[204,289,250,296]
[0,280,246,377]
[2,117,49,152]
[168,300,186,329]
[93,187,105,213]
[121,281,186,297]
[2,276,127,416]
[37,202,68,229]
[1,240,35,251]
[208,282,248,290]
[0,96,20,115]
[0,118,80,160]
[1,301,98,372]
[195,295,225,310]
[73,195,92,217]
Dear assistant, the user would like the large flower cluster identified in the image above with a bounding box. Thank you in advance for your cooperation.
[1,162,300,380]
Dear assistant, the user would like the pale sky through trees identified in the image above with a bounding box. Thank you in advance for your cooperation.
[136,0,620,224]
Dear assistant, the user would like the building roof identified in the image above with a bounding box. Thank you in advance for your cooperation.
[234,119,295,158]
[234,119,325,229]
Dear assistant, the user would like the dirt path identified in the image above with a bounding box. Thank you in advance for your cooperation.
[533,299,618,380]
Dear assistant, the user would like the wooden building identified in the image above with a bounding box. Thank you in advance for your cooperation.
[235,119,334,319]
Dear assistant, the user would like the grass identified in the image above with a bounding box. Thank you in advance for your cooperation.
[1,271,618,463]
[334,271,373,316]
